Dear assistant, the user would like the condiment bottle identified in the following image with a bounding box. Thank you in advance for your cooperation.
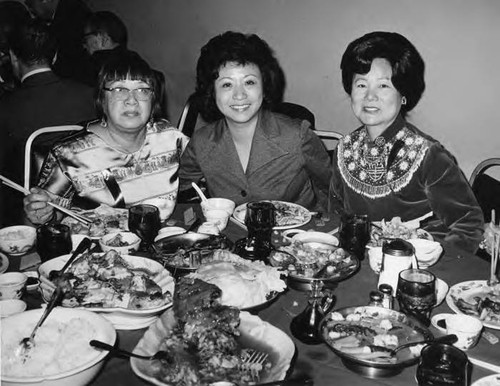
[378,283,394,309]
[368,290,384,307]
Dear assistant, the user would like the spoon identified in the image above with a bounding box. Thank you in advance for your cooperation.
[48,237,93,281]
[89,340,173,362]
[17,286,64,360]
[371,333,458,356]
[191,181,208,203]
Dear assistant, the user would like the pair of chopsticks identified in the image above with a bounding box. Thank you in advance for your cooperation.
[469,356,500,373]
[0,174,92,226]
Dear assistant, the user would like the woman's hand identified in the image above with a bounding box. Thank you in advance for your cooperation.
[24,187,55,225]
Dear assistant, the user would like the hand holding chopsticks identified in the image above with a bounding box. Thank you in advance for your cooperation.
[0,174,92,226]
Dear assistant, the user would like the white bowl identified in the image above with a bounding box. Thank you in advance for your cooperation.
[408,239,443,268]
[0,226,36,256]
[0,272,27,300]
[204,209,230,231]
[154,226,186,242]
[1,307,116,386]
[0,299,26,318]
[201,198,236,217]
[282,229,339,246]
[99,232,141,255]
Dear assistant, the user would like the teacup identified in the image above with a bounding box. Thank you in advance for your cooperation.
[204,209,230,231]
[0,272,28,300]
[431,313,483,350]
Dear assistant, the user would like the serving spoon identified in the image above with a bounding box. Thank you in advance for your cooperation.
[370,333,458,357]
[48,236,93,281]
[90,340,173,362]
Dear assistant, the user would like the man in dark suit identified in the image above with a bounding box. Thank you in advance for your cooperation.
[0,19,95,226]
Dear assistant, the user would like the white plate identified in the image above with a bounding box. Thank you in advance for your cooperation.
[472,374,500,386]
[446,280,500,330]
[130,310,295,385]
[0,252,9,274]
[232,200,312,230]
[38,254,175,330]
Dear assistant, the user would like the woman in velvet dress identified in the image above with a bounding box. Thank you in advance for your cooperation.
[331,31,484,253]
[179,31,331,211]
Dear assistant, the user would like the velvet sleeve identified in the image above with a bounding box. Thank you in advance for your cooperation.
[422,143,484,253]
[300,122,333,211]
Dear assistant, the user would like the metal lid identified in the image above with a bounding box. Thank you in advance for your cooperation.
[369,290,383,301]
[378,283,393,295]
[382,238,414,256]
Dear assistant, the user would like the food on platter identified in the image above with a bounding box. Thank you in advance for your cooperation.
[271,241,358,281]
[61,204,128,237]
[145,277,270,385]
[105,233,132,247]
[233,201,311,230]
[42,250,172,310]
[370,216,432,247]
[322,306,431,364]
[187,250,286,309]
[448,280,500,327]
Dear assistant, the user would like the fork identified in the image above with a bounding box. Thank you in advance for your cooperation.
[90,340,172,362]
[240,349,269,382]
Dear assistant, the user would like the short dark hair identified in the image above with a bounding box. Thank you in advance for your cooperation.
[8,19,56,65]
[95,50,162,120]
[195,31,285,122]
[340,31,425,114]
[85,11,128,47]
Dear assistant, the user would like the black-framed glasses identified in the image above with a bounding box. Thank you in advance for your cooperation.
[103,87,154,101]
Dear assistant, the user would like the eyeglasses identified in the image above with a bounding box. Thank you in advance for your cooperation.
[103,87,154,101]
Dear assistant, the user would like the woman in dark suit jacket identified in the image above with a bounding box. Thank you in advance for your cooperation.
[179,31,331,211]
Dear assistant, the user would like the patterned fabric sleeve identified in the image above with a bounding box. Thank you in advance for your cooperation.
[37,149,75,208]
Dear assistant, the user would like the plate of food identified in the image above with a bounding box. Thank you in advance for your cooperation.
[472,374,500,386]
[38,250,175,329]
[187,249,287,310]
[232,200,312,230]
[269,242,359,291]
[61,204,128,238]
[369,217,433,247]
[320,306,432,378]
[446,280,500,330]
[131,277,295,385]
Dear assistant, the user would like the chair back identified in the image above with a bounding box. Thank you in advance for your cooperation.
[177,94,203,138]
[24,125,82,189]
[469,158,500,223]
[273,102,316,127]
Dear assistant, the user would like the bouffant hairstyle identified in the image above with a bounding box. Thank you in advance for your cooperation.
[195,31,285,122]
[95,50,163,121]
[340,31,425,115]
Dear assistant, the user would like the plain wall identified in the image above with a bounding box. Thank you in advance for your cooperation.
[83,1,499,177]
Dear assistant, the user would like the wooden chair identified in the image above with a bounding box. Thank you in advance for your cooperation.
[469,158,500,223]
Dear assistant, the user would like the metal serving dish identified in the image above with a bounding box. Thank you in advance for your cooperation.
[268,246,359,291]
[319,306,433,378]
[153,233,232,278]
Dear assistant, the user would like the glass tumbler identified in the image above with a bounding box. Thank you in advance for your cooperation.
[416,343,468,386]
[338,213,370,259]
[36,223,72,262]
[128,204,161,247]
[397,268,436,326]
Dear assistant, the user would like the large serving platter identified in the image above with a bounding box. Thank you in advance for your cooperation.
[232,200,312,230]
[446,280,500,330]
[131,310,295,385]
[61,205,128,238]
[320,306,432,378]
[38,254,175,330]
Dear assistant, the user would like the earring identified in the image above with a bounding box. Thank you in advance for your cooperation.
[401,97,407,106]
[100,118,107,128]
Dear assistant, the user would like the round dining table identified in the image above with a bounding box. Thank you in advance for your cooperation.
[15,203,500,386]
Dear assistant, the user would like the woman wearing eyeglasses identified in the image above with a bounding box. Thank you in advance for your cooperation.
[24,51,188,225]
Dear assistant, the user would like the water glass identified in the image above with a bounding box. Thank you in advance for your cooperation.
[128,204,161,246]
[36,224,72,262]
[416,343,468,386]
[338,213,370,259]
[397,268,436,326]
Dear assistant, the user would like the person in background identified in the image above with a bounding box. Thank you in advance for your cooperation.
[179,31,331,211]
[0,1,30,98]
[0,19,95,226]
[23,51,188,225]
[24,0,92,84]
[331,31,484,253]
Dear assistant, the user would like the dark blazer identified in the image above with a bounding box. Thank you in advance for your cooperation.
[179,110,332,211]
[0,70,95,225]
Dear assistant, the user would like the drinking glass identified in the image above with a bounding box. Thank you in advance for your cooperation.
[397,268,436,326]
[128,204,161,247]
[36,224,72,262]
[416,343,468,386]
[338,213,370,259]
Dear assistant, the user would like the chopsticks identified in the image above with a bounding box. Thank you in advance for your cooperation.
[0,175,92,226]
[469,356,500,373]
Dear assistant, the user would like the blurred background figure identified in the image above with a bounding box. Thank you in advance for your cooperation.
[0,1,30,98]
[24,0,92,84]
[0,19,95,226]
